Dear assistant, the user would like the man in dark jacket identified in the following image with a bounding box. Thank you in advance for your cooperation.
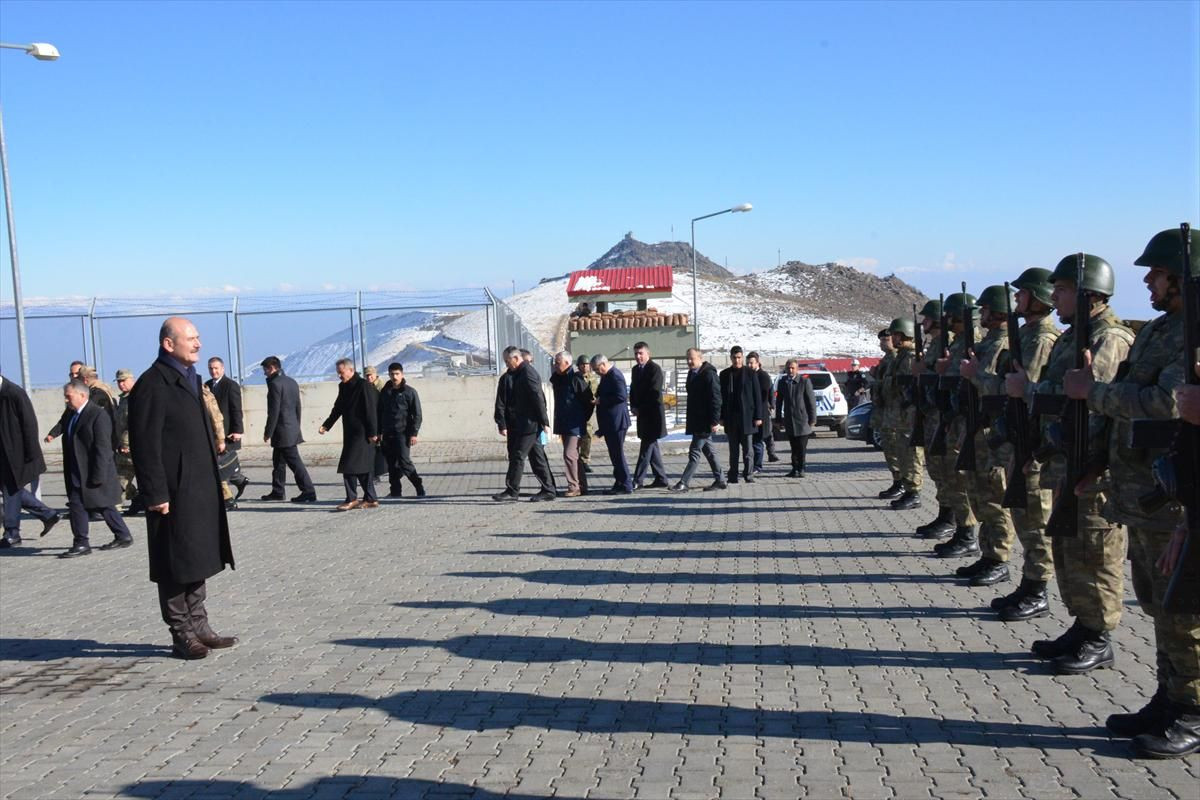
[629,342,671,489]
[130,317,236,660]
[776,359,818,477]
[549,351,592,496]
[671,348,725,492]
[747,352,779,470]
[493,346,556,502]
[719,346,765,484]
[261,356,316,503]
[375,362,425,499]
[320,359,379,510]
[0,374,61,547]
[59,379,133,557]
[205,356,249,499]
[593,354,633,494]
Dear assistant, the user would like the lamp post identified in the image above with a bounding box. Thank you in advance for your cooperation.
[0,41,59,390]
[690,203,751,348]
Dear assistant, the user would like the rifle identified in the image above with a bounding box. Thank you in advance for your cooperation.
[954,281,980,472]
[1129,222,1199,612]
[1000,281,1030,508]
[1045,253,1090,537]
[907,303,926,448]
[929,293,952,456]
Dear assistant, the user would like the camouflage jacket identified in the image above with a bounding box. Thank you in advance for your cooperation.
[917,330,942,413]
[201,385,226,446]
[1091,311,1185,531]
[966,325,1009,397]
[114,392,131,449]
[977,314,1059,395]
[869,350,895,426]
[882,344,918,430]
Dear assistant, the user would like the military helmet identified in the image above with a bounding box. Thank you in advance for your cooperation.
[1048,253,1115,297]
[877,328,890,339]
[977,284,1014,313]
[1133,227,1200,276]
[888,317,916,339]
[918,298,941,319]
[575,354,589,367]
[1011,267,1053,305]
[942,291,978,316]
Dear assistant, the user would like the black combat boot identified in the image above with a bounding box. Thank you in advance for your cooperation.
[878,481,903,500]
[1131,704,1200,759]
[935,526,978,558]
[890,490,921,510]
[999,581,1049,621]
[1032,619,1086,659]
[970,559,1010,586]
[1107,685,1171,738]
[956,557,990,578]
[915,506,955,539]
[1053,627,1114,674]
[990,578,1030,611]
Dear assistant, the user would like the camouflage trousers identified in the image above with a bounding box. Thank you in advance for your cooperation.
[882,427,923,491]
[1008,458,1055,582]
[934,417,976,527]
[579,425,593,464]
[881,429,902,483]
[1128,527,1200,705]
[1051,491,1125,632]
[116,453,137,505]
[967,432,1014,562]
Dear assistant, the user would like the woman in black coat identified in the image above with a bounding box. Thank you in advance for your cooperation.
[320,360,379,509]
[775,359,818,477]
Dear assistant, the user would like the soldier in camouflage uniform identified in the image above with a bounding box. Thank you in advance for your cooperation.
[112,369,142,515]
[871,329,903,500]
[931,291,982,559]
[914,299,956,540]
[955,285,1016,585]
[576,355,600,472]
[881,317,924,509]
[988,268,1060,621]
[1008,254,1134,675]
[1067,228,1199,758]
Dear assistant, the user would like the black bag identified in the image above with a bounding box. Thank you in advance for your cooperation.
[217,448,242,483]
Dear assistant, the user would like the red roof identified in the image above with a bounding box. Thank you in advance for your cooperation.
[567,266,674,297]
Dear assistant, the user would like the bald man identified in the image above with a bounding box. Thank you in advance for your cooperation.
[129,317,236,660]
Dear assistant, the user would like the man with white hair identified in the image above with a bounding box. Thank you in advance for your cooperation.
[493,346,556,501]
[549,351,592,496]
[592,354,633,494]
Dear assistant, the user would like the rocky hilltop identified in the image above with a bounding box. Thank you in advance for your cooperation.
[540,232,733,282]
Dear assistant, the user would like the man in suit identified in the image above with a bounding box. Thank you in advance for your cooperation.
[319,359,379,511]
[130,317,236,660]
[593,354,634,495]
[59,379,133,558]
[493,346,556,502]
[206,356,249,500]
[776,359,818,477]
[260,356,316,503]
[719,346,765,484]
[0,374,61,548]
[747,352,779,470]
[671,348,725,492]
[629,341,670,489]
[375,362,425,499]
[45,364,117,442]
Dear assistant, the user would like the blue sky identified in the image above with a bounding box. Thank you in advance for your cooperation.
[1,0,1197,325]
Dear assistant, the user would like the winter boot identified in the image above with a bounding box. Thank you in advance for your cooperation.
[890,490,921,510]
[1131,704,1200,759]
[935,526,979,558]
[1053,627,1115,674]
[970,559,1010,587]
[1032,619,1086,659]
[878,481,904,500]
[991,579,1030,611]
[999,580,1049,621]
[915,506,955,539]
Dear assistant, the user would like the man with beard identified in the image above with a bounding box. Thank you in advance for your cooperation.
[719,346,764,485]
[375,363,425,499]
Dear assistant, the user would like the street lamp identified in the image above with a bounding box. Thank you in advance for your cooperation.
[690,203,752,348]
[0,41,59,390]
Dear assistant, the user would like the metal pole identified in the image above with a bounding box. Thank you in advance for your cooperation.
[691,218,698,349]
[356,291,367,372]
[0,103,31,389]
[233,296,246,384]
[93,315,104,378]
[87,297,98,371]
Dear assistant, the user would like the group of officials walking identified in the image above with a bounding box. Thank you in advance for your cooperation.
[868,225,1200,759]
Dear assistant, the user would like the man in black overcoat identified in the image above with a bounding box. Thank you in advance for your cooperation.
[747,352,779,470]
[493,346,556,502]
[375,362,425,498]
[205,356,249,499]
[261,356,316,503]
[0,374,61,547]
[629,342,671,489]
[719,346,765,484]
[129,317,236,660]
[59,380,133,557]
[671,348,725,492]
[319,359,379,510]
[776,359,818,477]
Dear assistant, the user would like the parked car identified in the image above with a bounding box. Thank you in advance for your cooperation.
[773,365,849,436]
[842,400,882,449]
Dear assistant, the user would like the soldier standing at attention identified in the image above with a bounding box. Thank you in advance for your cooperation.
[881,317,924,510]
[871,329,902,500]
[113,369,144,516]
[956,285,1016,586]
[914,299,955,540]
[989,268,1060,621]
[1008,254,1134,675]
[576,355,599,474]
[1064,227,1199,758]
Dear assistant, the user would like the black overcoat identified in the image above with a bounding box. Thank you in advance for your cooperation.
[62,402,122,508]
[630,360,668,441]
[205,376,244,442]
[776,374,818,437]
[0,377,46,491]
[684,363,722,436]
[322,375,378,475]
[264,371,304,448]
[129,359,233,584]
[497,362,550,436]
[719,365,765,433]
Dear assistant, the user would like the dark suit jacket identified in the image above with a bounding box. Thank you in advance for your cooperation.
[630,360,668,441]
[595,367,632,438]
[0,377,46,492]
[264,371,304,448]
[130,358,233,584]
[205,376,244,442]
[62,402,122,508]
[496,362,549,436]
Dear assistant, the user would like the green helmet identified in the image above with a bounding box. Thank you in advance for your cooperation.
[877,328,891,339]
[1011,267,1053,306]
[918,298,941,319]
[1048,253,1115,297]
[976,284,1014,313]
[888,317,916,339]
[943,291,978,316]
[1133,227,1200,276]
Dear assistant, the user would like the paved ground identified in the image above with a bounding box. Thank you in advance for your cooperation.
[1,436,1197,800]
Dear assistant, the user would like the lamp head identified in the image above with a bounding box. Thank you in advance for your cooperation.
[731,203,753,213]
[28,43,60,61]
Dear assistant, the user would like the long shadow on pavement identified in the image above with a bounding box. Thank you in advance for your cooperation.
[120,777,577,800]
[467,547,908,560]
[259,689,1124,754]
[393,598,982,620]
[493,531,911,543]
[446,569,939,586]
[0,638,165,660]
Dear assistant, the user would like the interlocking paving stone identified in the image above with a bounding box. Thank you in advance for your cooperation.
[2,436,1197,799]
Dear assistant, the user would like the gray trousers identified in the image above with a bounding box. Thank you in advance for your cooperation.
[157,579,212,642]
[680,435,721,486]
[633,438,668,486]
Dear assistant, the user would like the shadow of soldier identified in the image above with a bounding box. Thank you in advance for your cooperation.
[120,776,582,800]
[392,598,982,620]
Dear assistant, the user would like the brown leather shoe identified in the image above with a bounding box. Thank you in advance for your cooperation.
[564,489,582,497]
[197,632,238,649]
[171,637,209,660]
[361,500,380,509]
[335,499,363,511]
